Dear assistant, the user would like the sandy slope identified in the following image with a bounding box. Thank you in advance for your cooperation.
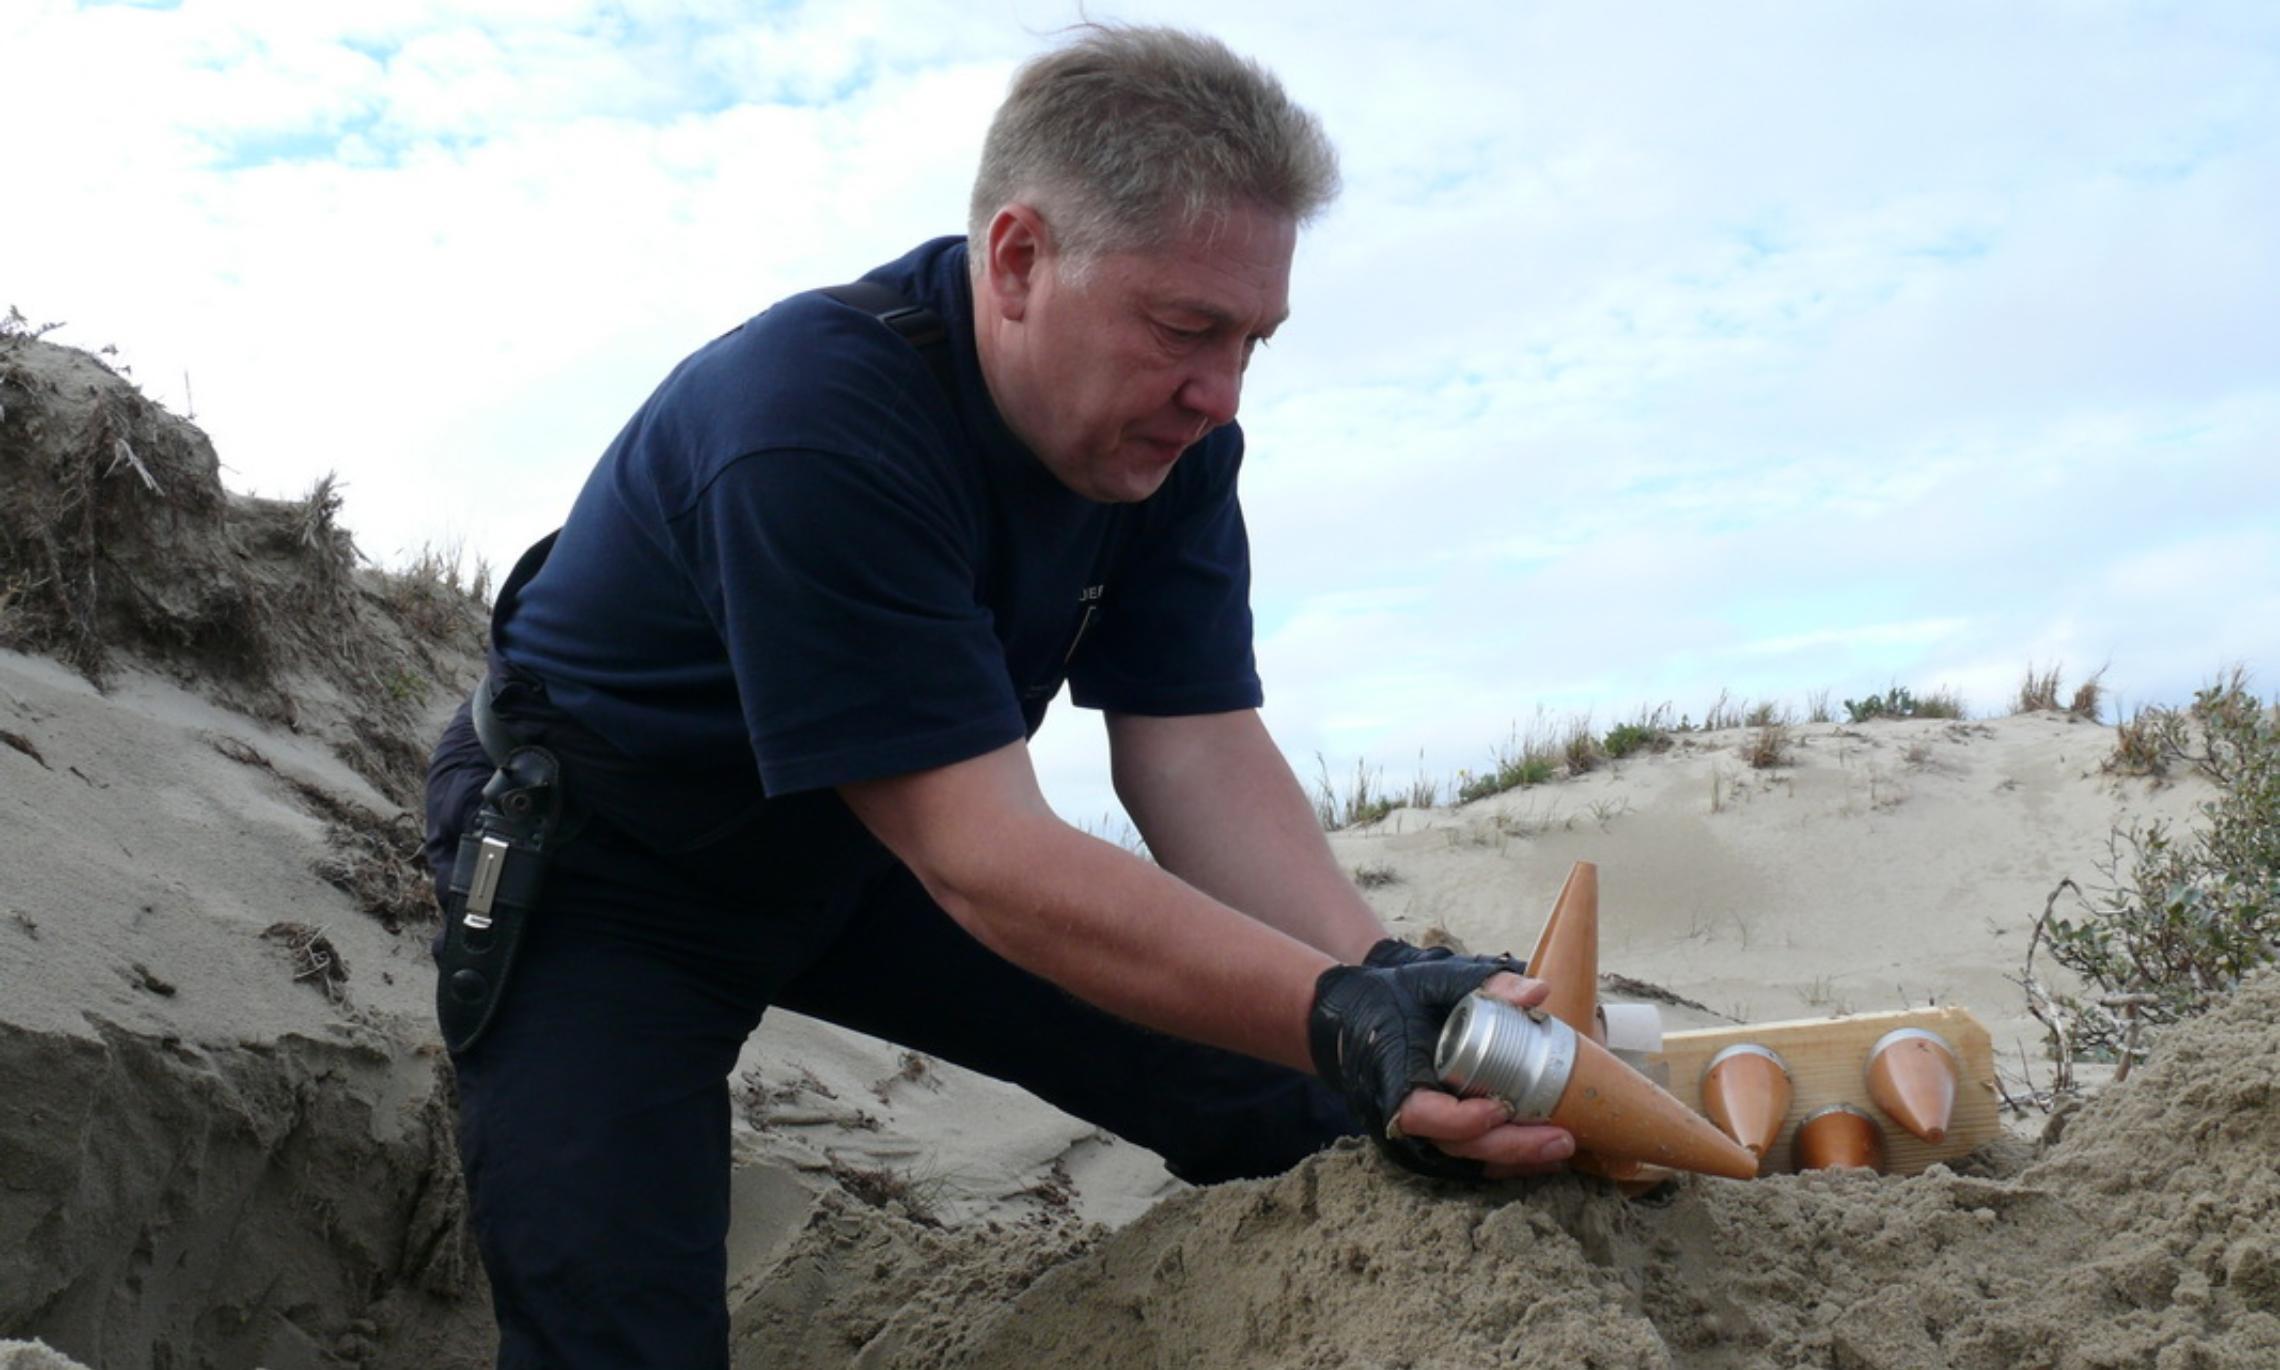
[0,646,1149,1367]
[0,660,2233,1368]
[5,333,2262,1368]
[1337,712,2213,1074]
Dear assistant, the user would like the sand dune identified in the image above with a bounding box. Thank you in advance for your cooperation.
[4,333,2268,1368]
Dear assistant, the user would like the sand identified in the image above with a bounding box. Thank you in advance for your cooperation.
[4,332,2270,1369]
[944,969,2280,1368]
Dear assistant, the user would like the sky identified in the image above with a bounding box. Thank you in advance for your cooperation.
[5,0,2276,830]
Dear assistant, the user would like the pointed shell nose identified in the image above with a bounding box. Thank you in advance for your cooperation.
[1700,1043,1793,1162]
[1865,1027,1958,1144]
[1529,861,1600,1038]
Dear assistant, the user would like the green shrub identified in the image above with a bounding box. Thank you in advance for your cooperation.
[1603,723,1658,759]
[1844,685,1967,723]
[1603,704,1675,759]
[2029,670,2279,1077]
[1455,719,1563,804]
[2105,702,2192,777]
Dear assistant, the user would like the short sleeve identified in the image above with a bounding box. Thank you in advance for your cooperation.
[1068,434,1264,716]
[682,448,1027,795]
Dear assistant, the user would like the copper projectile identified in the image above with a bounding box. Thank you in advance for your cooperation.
[1793,1103,1885,1173]
[1568,1150,1677,1196]
[1528,861,1601,1038]
[1700,1044,1793,1163]
[1437,995,1760,1181]
[1865,1027,1958,1144]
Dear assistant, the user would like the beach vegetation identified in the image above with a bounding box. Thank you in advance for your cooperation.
[2016,663,2064,713]
[2011,662,2108,722]
[1743,721,1793,770]
[1314,754,1400,830]
[1455,716,1562,804]
[1351,862,1400,889]
[1403,764,1442,811]
[1562,713,1603,775]
[1844,685,1967,723]
[1602,704,1675,759]
[2025,668,2279,1081]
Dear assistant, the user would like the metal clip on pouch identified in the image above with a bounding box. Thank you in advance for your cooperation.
[435,676,567,1054]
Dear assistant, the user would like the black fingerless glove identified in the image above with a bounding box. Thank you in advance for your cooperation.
[1362,937,1530,977]
[1308,956,1519,1181]
[1362,937,1452,969]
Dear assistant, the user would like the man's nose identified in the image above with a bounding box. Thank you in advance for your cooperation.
[1177,345,1245,428]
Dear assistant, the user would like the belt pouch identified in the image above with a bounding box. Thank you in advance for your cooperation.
[437,744,564,1053]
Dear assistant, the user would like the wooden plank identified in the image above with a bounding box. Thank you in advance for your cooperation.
[1648,1006,2001,1178]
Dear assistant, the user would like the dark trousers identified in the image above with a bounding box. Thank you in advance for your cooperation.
[426,705,1354,1368]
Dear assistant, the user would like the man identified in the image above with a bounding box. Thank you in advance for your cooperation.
[425,24,1573,1367]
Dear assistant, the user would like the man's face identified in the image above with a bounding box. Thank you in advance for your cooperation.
[987,202,1297,503]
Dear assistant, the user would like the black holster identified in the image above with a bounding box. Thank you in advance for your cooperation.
[436,677,572,1054]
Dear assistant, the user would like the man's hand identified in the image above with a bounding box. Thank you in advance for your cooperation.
[1309,953,1575,1180]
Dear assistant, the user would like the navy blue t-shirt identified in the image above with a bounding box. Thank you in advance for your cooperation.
[496,237,1262,859]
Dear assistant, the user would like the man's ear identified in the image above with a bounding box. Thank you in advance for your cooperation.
[980,203,1052,322]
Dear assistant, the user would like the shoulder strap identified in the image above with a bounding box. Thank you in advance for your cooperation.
[819,280,956,405]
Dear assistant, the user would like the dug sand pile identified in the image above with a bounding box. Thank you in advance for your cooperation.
[946,969,2280,1368]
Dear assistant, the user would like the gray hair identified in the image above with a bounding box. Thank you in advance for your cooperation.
[967,25,1340,272]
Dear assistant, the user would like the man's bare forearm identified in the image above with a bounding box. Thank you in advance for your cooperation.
[840,741,1333,1071]
[1109,710,1388,962]
[934,812,1332,1070]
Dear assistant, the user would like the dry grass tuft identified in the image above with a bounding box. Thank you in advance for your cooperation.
[211,735,435,930]
[261,921,350,1002]
[1314,754,1400,830]
[2015,662,2065,713]
[1456,713,1563,804]
[1562,713,1602,775]
[1701,689,1747,732]
[1743,721,1793,770]
[1352,862,1401,889]
[823,1156,946,1228]
[2106,704,2186,777]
